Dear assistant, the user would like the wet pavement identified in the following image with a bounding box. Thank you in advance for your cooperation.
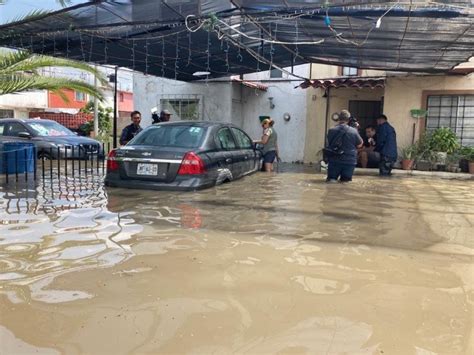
[0,166,473,354]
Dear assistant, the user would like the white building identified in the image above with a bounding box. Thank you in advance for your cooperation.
[133,64,310,163]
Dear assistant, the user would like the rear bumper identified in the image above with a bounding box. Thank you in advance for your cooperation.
[104,173,215,191]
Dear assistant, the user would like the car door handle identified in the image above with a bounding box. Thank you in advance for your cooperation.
[225,158,232,163]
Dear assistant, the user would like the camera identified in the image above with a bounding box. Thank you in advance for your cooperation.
[348,116,360,129]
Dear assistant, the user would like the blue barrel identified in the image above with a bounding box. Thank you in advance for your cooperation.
[0,142,35,174]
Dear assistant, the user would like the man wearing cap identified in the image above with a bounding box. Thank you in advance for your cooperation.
[325,109,364,182]
[152,109,172,124]
[375,114,397,176]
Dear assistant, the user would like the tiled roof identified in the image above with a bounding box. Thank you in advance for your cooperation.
[299,77,385,90]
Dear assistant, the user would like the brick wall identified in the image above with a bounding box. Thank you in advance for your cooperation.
[29,112,93,130]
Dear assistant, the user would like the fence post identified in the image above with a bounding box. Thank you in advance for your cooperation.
[71,146,75,178]
[15,149,19,182]
[49,147,53,181]
[57,146,60,179]
[24,147,28,182]
[33,146,37,181]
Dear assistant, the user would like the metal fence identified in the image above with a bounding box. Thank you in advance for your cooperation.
[0,143,112,184]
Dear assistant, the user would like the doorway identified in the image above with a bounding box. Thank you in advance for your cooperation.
[349,100,382,131]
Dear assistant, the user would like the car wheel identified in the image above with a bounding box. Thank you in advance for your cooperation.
[38,151,52,160]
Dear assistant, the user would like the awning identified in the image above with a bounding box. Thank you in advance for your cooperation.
[0,1,472,81]
[299,77,385,89]
[230,76,268,91]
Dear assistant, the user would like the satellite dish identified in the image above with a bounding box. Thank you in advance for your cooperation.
[331,112,340,122]
[283,112,291,122]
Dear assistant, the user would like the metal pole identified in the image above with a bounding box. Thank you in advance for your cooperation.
[94,64,99,137]
[324,87,331,141]
[113,65,118,148]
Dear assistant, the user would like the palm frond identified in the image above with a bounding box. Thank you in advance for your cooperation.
[0,51,108,85]
[5,9,53,26]
[0,74,104,101]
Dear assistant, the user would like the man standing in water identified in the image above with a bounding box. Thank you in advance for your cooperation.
[120,111,143,145]
[375,114,397,176]
[325,110,363,182]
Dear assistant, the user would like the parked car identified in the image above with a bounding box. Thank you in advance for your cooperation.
[0,118,103,159]
[104,121,262,191]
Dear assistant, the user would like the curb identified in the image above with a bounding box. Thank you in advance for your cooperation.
[353,168,474,180]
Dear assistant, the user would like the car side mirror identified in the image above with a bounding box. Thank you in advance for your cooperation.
[18,132,32,139]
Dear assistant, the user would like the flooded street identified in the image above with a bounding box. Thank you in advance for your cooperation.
[0,167,473,354]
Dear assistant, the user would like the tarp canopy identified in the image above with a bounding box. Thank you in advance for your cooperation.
[0,0,472,81]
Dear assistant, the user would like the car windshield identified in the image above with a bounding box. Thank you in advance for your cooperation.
[130,125,206,148]
[27,121,75,137]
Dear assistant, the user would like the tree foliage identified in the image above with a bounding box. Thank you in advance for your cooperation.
[0,50,106,101]
[79,101,113,137]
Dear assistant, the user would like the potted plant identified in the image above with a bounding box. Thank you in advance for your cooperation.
[445,150,462,173]
[400,144,417,170]
[414,133,433,171]
[460,146,474,174]
[427,128,460,167]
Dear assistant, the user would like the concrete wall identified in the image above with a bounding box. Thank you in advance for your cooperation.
[0,91,48,118]
[384,75,474,149]
[239,65,310,162]
[134,65,310,163]
[133,73,234,127]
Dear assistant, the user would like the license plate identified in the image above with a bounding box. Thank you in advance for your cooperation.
[137,163,158,175]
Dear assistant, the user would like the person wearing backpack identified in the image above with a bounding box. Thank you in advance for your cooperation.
[324,110,363,182]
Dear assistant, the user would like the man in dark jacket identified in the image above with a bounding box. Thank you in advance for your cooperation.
[152,109,172,124]
[120,111,143,145]
[375,114,397,176]
[325,110,363,182]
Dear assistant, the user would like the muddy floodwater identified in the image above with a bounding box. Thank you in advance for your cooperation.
[0,166,473,354]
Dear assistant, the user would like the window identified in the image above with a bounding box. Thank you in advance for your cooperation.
[0,109,14,118]
[5,122,28,136]
[216,128,237,150]
[270,69,283,78]
[426,95,474,146]
[342,67,358,76]
[161,98,200,120]
[75,91,86,101]
[231,128,252,149]
[131,125,206,148]
[119,93,124,102]
[0,123,5,135]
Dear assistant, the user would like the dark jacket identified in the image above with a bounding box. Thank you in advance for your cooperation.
[120,124,142,145]
[326,124,363,165]
[375,122,397,159]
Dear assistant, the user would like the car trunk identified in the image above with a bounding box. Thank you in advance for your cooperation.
[116,146,194,182]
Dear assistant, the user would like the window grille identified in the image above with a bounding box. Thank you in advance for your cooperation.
[160,94,202,120]
[426,95,474,146]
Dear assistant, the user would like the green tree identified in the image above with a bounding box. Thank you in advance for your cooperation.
[0,50,106,101]
[79,101,113,139]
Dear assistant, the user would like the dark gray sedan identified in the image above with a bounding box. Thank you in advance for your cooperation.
[0,118,102,159]
[104,121,262,191]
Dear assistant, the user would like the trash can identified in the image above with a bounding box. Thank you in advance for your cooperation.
[0,142,36,174]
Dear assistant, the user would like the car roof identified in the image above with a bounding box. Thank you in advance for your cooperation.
[0,118,56,124]
[153,120,237,128]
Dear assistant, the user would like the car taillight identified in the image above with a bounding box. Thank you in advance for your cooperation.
[107,149,119,171]
[178,152,206,175]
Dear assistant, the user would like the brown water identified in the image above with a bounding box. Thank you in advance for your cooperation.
[0,168,473,354]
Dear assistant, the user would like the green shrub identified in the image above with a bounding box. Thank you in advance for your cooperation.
[427,128,460,153]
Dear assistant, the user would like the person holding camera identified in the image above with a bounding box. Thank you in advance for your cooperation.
[324,110,363,182]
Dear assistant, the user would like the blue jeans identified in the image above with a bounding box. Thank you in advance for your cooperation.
[379,155,396,176]
[327,161,356,182]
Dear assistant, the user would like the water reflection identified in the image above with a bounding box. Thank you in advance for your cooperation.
[0,176,142,303]
[0,167,472,354]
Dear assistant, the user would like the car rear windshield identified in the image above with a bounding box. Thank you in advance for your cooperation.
[27,121,74,136]
[130,125,206,148]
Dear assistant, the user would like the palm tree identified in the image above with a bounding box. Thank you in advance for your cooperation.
[0,50,106,101]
